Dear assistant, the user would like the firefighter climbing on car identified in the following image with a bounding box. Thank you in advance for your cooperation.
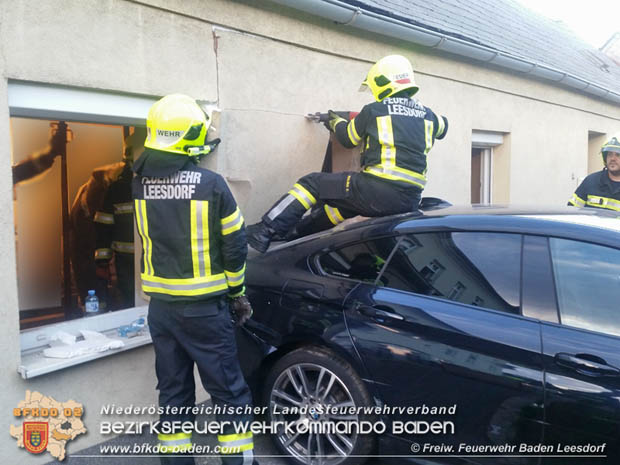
[247,54,449,253]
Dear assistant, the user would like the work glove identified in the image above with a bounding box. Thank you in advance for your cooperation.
[229,295,253,326]
[324,110,347,132]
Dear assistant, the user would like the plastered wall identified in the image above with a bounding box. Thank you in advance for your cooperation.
[0,0,619,460]
[588,132,608,174]
[213,27,371,221]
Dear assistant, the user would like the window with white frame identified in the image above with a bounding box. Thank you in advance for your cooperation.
[8,81,157,378]
[471,131,504,205]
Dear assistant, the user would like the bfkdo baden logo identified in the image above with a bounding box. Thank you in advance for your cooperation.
[24,422,49,454]
[10,391,87,461]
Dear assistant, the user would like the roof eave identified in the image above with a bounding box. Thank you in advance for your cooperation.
[270,0,620,106]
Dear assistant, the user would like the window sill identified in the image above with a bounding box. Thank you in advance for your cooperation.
[19,306,151,379]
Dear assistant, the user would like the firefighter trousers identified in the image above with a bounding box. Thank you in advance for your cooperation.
[148,296,257,465]
[115,253,135,308]
[262,171,422,238]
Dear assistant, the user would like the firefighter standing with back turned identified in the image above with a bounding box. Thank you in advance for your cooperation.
[568,134,620,212]
[248,55,449,252]
[132,94,257,465]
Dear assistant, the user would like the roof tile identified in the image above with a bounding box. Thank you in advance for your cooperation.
[341,0,620,95]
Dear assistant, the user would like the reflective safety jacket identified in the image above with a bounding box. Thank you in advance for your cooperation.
[568,169,620,212]
[333,95,448,190]
[70,161,125,298]
[132,165,247,302]
[94,163,135,262]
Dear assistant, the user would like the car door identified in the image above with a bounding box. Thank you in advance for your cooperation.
[534,237,620,464]
[344,231,545,465]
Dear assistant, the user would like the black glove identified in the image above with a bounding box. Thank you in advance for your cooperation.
[229,295,253,326]
[324,110,347,132]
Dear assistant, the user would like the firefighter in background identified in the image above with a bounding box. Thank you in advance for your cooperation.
[568,134,620,212]
[70,161,123,310]
[93,128,146,310]
[132,94,257,465]
[70,128,145,310]
[247,55,449,252]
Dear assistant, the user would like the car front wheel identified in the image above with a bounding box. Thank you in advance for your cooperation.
[263,346,375,465]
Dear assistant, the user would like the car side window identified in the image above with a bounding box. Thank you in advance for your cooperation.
[319,236,399,282]
[549,238,620,337]
[381,232,522,314]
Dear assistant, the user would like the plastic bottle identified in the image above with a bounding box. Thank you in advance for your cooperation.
[117,318,146,338]
[85,290,100,317]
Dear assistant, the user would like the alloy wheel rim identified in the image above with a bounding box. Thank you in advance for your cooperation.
[269,363,359,465]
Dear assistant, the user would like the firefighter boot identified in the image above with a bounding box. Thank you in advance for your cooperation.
[247,222,275,253]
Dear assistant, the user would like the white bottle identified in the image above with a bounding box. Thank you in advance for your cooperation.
[85,290,99,316]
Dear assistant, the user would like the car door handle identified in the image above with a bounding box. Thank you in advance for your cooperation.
[554,353,620,377]
[356,304,404,321]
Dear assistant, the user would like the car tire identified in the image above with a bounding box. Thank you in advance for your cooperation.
[263,346,376,465]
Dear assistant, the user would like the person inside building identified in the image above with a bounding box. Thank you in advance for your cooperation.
[132,94,257,465]
[247,54,449,253]
[92,128,146,310]
[12,127,64,184]
[568,134,620,212]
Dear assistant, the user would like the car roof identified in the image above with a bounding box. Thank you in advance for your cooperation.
[260,205,620,255]
[405,205,620,230]
[414,205,620,229]
[335,205,620,234]
[421,204,619,219]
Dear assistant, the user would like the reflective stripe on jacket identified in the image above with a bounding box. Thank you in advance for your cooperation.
[568,169,620,212]
[132,163,247,301]
[333,95,448,189]
[94,163,135,261]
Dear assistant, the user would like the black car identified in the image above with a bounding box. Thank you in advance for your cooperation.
[238,206,620,465]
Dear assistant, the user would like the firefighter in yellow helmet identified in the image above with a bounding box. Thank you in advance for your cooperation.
[132,94,257,465]
[568,134,620,212]
[248,55,448,252]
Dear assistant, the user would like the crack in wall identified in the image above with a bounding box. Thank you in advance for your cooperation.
[212,27,220,105]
